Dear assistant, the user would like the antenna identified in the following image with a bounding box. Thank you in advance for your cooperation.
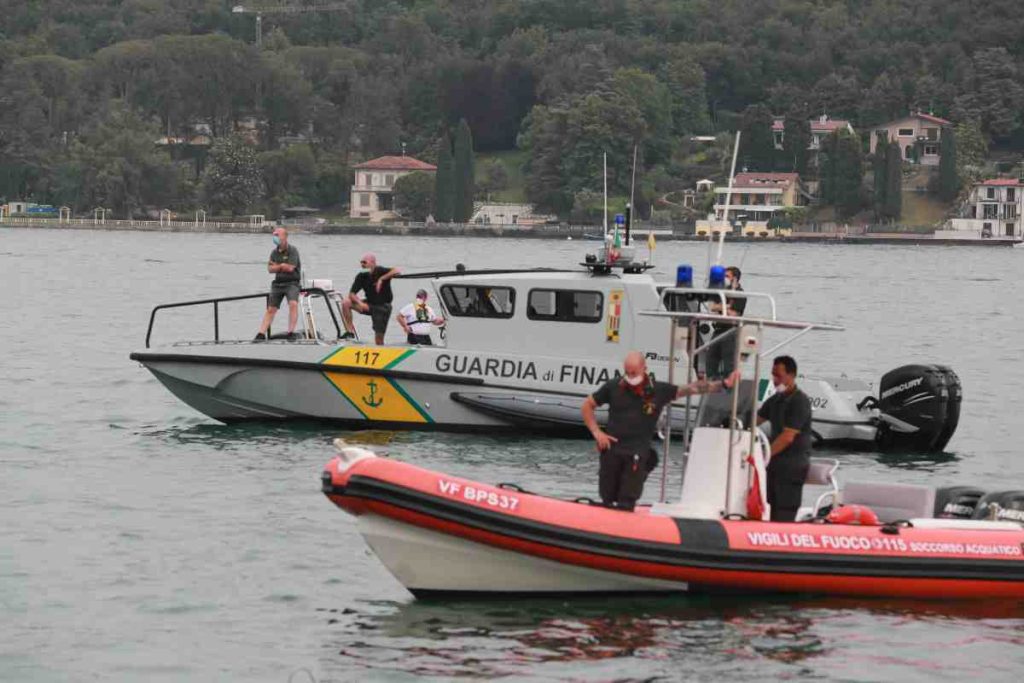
[716,131,741,269]
[603,152,608,240]
[627,144,638,247]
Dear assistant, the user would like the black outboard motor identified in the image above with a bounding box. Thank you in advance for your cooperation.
[971,491,1024,523]
[934,486,987,519]
[874,364,962,452]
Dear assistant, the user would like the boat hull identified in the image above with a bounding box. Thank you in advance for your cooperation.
[323,455,1024,600]
[132,343,882,446]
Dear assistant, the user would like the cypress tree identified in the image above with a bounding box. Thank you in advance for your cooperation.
[884,140,902,222]
[453,118,475,222]
[834,131,864,217]
[782,111,811,175]
[872,131,888,220]
[820,130,841,204]
[938,127,959,201]
[433,133,454,222]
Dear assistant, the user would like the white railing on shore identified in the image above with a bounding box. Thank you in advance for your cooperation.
[0,216,269,232]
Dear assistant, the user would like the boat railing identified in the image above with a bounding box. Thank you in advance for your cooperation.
[143,287,342,348]
[657,286,778,321]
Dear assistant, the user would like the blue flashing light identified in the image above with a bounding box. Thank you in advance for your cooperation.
[614,213,625,225]
[709,265,726,287]
[676,264,693,287]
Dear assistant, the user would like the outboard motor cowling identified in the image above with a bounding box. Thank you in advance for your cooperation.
[971,491,1024,523]
[933,486,986,519]
[875,364,961,452]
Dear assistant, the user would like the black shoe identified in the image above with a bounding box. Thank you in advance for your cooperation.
[254,332,268,341]
[340,332,356,340]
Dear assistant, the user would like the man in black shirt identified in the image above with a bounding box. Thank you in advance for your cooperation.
[341,252,400,344]
[255,227,301,341]
[756,355,813,522]
[706,266,746,379]
[582,351,740,511]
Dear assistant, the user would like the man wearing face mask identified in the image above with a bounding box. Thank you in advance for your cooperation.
[255,227,301,341]
[396,289,445,345]
[582,351,741,511]
[341,252,400,344]
[706,266,746,379]
[757,355,813,522]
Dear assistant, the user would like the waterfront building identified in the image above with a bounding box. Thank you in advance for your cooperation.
[869,111,952,165]
[350,155,436,221]
[949,178,1023,238]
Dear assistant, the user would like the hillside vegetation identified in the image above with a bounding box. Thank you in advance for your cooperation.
[1,1,1022,218]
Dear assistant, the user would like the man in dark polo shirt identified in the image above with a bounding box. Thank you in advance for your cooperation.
[706,266,746,379]
[340,252,400,344]
[581,351,740,511]
[255,227,301,341]
[757,355,813,522]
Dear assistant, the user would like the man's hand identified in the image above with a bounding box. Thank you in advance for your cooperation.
[359,301,370,313]
[592,430,618,452]
[723,369,741,389]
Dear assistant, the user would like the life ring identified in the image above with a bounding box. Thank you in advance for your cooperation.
[826,504,880,526]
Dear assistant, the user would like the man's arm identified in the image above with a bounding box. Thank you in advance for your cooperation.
[396,310,410,333]
[770,428,800,456]
[374,267,401,292]
[675,369,740,398]
[581,395,617,451]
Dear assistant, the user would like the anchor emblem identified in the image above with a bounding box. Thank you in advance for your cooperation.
[362,379,384,408]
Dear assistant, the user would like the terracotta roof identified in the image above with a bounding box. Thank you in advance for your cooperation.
[730,172,801,188]
[352,156,436,171]
[915,111,952,126]
[771,117,853,133]
[981,178,1023,186]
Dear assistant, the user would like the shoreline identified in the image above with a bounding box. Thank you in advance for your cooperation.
[3,218,1019,246]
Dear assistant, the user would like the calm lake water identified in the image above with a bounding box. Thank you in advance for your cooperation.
[2,228,1023,681]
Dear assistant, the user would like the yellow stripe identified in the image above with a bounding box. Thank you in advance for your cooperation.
[323,346,411,370]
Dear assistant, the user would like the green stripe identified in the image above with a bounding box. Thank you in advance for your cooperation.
[321,370,369,419]
[384,348,416,369]
[385,377,434,423]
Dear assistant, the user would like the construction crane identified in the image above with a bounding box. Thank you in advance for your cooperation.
[232,3,348,48]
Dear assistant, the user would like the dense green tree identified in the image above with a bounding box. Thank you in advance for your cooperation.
[954,120,988,186]
[259,144,317,206]
[433,133,454,222]
[781,110,811,175]
[393,171,434,221]
[820,130,863,215]
[660,56,711,135]
[520,105,573,215]
[57,102,179,217]
[738,104,775,171]
[202,134,264,216]
[872,132,889,220]
[452,118,475,222]
[938,127,959,201]
[883,140,902,222]
[476,159,508,200]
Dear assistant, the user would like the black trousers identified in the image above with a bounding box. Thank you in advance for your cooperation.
[598,447,654,511]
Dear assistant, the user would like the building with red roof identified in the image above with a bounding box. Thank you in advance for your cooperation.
[350,155,437,221]
[949,177,1023,239]
[708,172,808,230]
[771,115,855,157]
[869,111,953,166]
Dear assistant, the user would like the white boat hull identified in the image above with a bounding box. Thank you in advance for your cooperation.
[358,513,689,595]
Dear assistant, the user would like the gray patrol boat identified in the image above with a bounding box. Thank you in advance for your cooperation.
[130,245,960,451]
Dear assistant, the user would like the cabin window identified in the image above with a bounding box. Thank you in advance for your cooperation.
[440,285,515,318]
[527,289,603,323]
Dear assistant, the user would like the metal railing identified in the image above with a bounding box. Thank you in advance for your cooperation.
[143,287,341,348]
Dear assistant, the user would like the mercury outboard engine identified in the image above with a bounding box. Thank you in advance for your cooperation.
[971,491,1024,523]
[873,364,962,452]
[934,486,986,519]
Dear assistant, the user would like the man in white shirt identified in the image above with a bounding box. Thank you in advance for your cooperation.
[396,288,445,345]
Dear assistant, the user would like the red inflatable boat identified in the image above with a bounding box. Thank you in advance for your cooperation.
[322,444,1024,600]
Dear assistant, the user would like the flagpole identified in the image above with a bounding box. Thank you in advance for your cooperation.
[603,152,608,241]
[628,145,637,247]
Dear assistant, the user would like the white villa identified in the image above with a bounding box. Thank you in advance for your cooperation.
[948,178,1023,239]
[350,155,436,221]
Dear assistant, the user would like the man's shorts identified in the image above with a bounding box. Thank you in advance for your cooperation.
[360,303,392,334]
[268,281,300,308]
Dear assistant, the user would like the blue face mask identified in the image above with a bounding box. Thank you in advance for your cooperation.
[272,235,281,246]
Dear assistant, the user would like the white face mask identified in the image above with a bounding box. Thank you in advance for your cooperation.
[774,380,788,392]
[625,373,645,386]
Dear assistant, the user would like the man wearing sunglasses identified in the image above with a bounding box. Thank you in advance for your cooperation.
[341,252,400,344]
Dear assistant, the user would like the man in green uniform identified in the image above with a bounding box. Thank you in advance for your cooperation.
[757,355,813,522]
[582,351,739,511]
[255,227,301,341]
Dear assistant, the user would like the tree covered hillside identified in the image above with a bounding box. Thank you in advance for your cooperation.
[1,0,1022,217]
